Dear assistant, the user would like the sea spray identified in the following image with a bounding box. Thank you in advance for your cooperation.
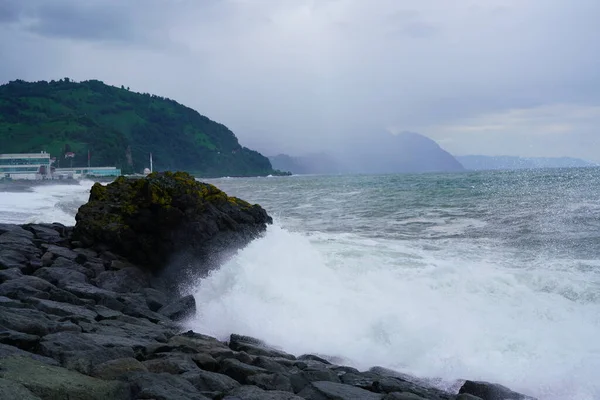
[1,171,599,399]
[187,223,600,400]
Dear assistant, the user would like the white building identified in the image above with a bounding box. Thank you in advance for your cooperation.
[0,153,122,180]
[54,166,121,179]
[0,152,52,180]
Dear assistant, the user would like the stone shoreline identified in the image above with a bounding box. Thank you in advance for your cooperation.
[0,221,538,400]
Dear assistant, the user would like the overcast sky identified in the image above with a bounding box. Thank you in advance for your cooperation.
[1,0,599,160]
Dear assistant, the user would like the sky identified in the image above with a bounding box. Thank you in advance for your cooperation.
[1,0,599,160]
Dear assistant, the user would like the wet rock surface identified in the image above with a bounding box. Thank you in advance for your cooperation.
[73,172,272,283]
[0,222,539,400]
[0,174,537,400]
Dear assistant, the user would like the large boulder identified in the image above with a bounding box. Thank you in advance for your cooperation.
[73,171,271,281]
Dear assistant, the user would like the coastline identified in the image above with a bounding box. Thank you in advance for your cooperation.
[0,221,535,400]
[0,171,537,400]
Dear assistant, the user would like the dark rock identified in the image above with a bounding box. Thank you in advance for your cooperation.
[369,367,440,391]
[248,372,294,392]
[120,293,171,322]
[232,351,255,364]
[368,368,454,400]
[41,251,54,267]
[47,286,93,306]
[50,256,92,276]
[455,395,484,400]
[25,224,62,243]
[0,232,35,246]
[340,372,378,389]
[49,223,70,237]
[109,258,137,270]
[459,381,537,400]
[0,295,31,309]
[0,326,40,350]
[383,393,428,400]
[181,369,241,393]
[219,358,269,384]
[223,385,304,400]
[372,377,454,400]
[0,275,55,297]
[73,247,99,259]
[0,224,34,238]
[0,281,49,301]
[0,343,59,366]
[143,352,200,374]
[78,318,172,343]
[142,342,193,358]
[72,172,272,287]
[39,331,142,374]
[158,294,196,321]
[28,298,98,321]
[0,241,41,262]
[229,333,296,360]
[33,266,88,287]
[211,348,237,360]
[100,250,120,262]
[0,356,130,400]
[125,371,210,400]
[298,354,332,364]
[0,377,42,400]
[60,282,124,311]
[27,258,43,272]
[298,381,383,400]
[0,307,58,336]
[83,261,105,277]
[252,356,291,374]
[294,359,331,371]
[192,352,220,372]
[93,304,124,319]
[40,243,78,260]
[144,287,168,311]
[0,267,23,282]
[0,248,28,270]
[290,368,341,393]
[92,357,148,380]
[94,267,151,293]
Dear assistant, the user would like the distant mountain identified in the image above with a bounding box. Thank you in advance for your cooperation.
[457,155,597,171]
[269,153,343,175]
[0,78,285,177]
[270,132,464,175]
[340,131,465,174]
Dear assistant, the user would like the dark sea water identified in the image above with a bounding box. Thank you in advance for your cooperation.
[1,169,599,399]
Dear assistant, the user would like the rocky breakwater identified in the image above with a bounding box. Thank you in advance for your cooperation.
[0,172,537,400]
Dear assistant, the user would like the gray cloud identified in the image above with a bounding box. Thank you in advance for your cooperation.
[28,2,134,41]
[1,0,599,160]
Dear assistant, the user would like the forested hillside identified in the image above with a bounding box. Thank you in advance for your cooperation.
[0,79,284,176]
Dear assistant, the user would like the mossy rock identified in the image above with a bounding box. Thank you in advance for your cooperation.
[0,356,130,400]
[73,171,271,278]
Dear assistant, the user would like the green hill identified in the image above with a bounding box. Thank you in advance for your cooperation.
[0,78,286,177]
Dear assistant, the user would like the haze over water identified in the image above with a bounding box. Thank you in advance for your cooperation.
[1,169,599,399]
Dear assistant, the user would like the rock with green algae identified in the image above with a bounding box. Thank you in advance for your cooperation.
[0,356,130,400]
[73,171,271,278]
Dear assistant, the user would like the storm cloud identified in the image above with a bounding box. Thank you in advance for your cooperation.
[1,0,599,160]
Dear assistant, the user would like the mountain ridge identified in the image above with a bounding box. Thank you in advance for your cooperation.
[0,78,285,177]
[270,132,465,174]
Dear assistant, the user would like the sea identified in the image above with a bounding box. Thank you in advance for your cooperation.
[1,169,599,400]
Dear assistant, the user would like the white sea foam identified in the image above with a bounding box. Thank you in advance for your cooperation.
[2,173,599,400]
[187,224,600,400]
[0,181,93,225]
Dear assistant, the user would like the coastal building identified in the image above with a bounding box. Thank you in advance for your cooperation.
[54,167,121,179]
[0,152,52,180]
[0,152,121,180]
